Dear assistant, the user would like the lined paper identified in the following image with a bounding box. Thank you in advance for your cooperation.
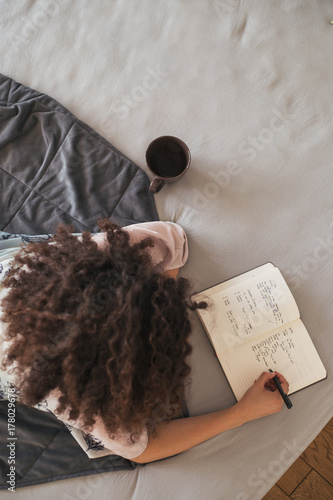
[194,266,299,351]
[192,264,326,401]
[221,320,327,400]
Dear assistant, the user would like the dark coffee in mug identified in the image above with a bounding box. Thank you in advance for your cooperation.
[147,141,188,178]
[146,136,191,194]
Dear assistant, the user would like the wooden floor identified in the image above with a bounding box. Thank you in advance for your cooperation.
[262,417,333,500]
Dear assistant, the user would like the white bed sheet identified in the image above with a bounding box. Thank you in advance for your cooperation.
[1,1,333,499]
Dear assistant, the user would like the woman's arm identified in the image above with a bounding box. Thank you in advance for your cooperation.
[133,371,289,464]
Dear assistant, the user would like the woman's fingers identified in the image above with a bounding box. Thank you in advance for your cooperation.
[273,371,290,393]
[260,371,290,394]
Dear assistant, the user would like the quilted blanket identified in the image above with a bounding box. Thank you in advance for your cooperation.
[0,73,159,488]
[0,73,158,233]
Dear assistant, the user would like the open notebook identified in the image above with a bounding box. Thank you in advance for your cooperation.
[191,263,327,402]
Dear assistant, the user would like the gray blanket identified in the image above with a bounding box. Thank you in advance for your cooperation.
[0,74,159,488]
[0,73,158,233]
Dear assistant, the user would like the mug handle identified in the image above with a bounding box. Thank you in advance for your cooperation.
[149,177,165,194]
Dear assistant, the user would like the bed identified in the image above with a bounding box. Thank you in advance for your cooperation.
[0,1,333,499]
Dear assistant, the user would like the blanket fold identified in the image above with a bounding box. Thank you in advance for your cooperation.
[0,73,158,233]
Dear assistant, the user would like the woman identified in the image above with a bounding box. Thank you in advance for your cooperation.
[0,220,289,463]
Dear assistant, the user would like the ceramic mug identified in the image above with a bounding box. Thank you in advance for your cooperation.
[146,136,191,194]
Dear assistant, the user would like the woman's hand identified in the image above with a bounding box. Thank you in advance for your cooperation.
[236,371,290,423]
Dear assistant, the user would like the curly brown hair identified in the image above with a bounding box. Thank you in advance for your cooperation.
[1,220,204,439]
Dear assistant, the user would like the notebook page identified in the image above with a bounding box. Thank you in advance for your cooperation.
[195,266,300,353]
[192,263,274,302]
[219,319,327,401]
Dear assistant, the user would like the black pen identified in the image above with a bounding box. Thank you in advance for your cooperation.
[269,369,293,409]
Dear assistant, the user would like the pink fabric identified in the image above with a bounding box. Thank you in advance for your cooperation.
[91,221,188,271]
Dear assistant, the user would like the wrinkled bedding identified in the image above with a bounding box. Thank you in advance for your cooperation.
[0,1,333,499]
[0,402,136,490]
